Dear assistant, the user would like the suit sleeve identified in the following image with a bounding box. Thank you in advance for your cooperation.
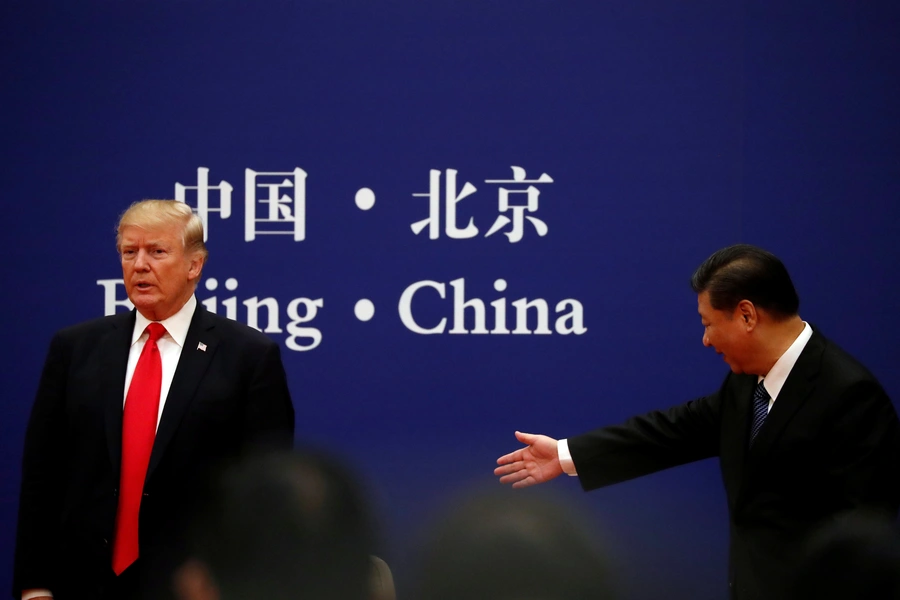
[241,339,295,450]
[569,389,723,492]
[13,333,70,595]
[825,379,900,516]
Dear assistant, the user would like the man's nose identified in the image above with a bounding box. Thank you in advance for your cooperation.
[702,332,711,347]
[134,250,150,270]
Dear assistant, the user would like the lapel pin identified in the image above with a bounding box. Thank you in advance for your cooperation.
[197,342,207,352]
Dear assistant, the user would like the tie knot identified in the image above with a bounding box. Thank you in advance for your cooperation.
[146,322,166,343]
[754,380,769,401]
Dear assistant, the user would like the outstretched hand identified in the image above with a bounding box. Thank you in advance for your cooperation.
[494,431,563,488]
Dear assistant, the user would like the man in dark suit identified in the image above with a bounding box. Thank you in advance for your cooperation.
[13,200,295,600]
[494,244,900,600]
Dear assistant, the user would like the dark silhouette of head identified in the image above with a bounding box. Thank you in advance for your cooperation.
[793,511,900,600]
[415,489,615,600]
[176,449,374,600]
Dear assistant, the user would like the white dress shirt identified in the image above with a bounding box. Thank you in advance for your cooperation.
[125,295,197,426]
[558,322,814,476]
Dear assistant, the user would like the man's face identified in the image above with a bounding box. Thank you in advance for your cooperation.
[120,224,202,321]
[698,291,751,374]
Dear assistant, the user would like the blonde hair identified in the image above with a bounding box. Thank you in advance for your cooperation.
[116,199,208,262]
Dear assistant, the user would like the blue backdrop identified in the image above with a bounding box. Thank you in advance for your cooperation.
[3,2,899,598]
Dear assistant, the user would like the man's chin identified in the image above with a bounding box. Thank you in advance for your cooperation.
[129,296,156,308]
[129,297,161,316]
[722,358,742,374]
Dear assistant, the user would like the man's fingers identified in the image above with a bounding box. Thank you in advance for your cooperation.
[498,469,530,485]
[494,461,524,476]
[494,463,521,475]
[496,448,525,465]
[497,432,539,465]
[512,476,536,489]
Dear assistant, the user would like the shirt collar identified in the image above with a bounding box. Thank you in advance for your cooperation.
[131,295,197,348]
[759,321,813,401]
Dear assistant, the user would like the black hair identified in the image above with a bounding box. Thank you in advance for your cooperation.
[691,244,799,319]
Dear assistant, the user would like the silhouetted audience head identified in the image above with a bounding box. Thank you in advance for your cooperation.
[175,449,374,600]
[414,488,616,600]
[793,511,900,600]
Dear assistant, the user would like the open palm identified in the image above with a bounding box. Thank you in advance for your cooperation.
[494,431,563,488]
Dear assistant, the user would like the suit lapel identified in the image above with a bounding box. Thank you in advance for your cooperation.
[721,373,757,499]
[146,304,219,480]
[744,330,826,471]
[105,311,138,475]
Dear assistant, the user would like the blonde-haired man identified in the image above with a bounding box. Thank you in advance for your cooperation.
[14,200,295,600]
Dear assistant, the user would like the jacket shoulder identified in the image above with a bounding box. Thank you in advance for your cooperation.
[195,307,279,348]
[816,333,881,386]
[53,312,134,343]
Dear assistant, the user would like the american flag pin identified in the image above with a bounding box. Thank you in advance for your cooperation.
[197,342,207,352]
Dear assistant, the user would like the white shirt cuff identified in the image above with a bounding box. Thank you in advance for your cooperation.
[558,438,578,476]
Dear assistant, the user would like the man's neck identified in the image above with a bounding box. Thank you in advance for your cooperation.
[135,291,196,323]
[757,316,805,376]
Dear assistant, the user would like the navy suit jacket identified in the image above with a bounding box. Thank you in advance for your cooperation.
[568,329,900,600]
[13,304,295,599]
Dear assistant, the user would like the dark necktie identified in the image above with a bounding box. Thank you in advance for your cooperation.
[749,379,770,446]
[113,322,166,575]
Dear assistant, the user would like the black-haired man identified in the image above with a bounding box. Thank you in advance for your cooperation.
[496,244,900,600]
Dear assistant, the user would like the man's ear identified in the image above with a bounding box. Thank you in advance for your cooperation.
[736,300,757,328]
[187,254,205,282]
[173,559,219,600]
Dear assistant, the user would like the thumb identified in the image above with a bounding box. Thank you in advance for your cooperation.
[515,431,537,445]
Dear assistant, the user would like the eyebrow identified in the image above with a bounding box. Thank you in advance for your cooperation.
[119,241,172,253]
[121,239,169,246]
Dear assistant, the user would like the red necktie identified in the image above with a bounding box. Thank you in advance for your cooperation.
[112,322,166,575]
